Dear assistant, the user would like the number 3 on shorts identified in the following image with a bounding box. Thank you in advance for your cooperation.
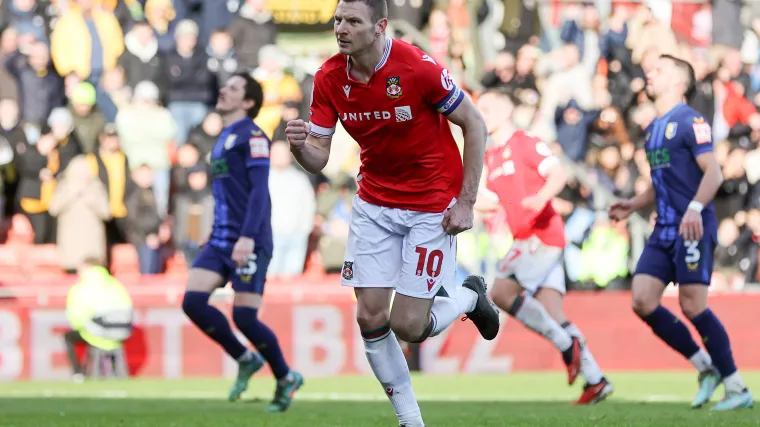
[684,241,700,264]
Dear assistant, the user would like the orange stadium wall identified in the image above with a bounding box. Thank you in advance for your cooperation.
[0,277,759,381]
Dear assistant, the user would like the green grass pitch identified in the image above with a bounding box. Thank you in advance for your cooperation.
[1,372,758,426]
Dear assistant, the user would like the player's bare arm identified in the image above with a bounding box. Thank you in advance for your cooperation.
[286,119,333,173]
[680,151,723,241]
[443,95,488,234]
[523,162,568,212]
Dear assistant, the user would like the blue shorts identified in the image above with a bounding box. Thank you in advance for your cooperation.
[634,230,715,286]
[191,244,271,294]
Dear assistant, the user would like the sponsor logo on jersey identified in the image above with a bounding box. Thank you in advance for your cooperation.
[210,157,229,177]
[646,148,671,170]
[692,119,712,144]
[394,106,412,122]
[421,54,436,64]
[249,136,269,158]
[342,85,351,98]
[340,107,413,123]
[386,76,402,99]
[665,122,677,140]
[342,261,354,280]
[440,69,455,91]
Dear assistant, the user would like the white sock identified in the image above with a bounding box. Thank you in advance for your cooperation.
[688,349,713,373]
[512,295,572,351]
[723,372,747,394]
[363,328,424,426]
[430,287,478,337]
[564,323,604,385]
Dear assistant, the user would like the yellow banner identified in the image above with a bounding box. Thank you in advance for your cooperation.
[266,0,338,26]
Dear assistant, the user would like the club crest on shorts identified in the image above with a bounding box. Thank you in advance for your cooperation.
[386,76,402,99]
[342,261,354,280]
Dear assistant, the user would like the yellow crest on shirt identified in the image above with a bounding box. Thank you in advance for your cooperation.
[224,135,237,150]
[665,122,678,140]
[251,129,263,136]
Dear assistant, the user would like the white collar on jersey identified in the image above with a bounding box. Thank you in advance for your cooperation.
[345,37,394,81]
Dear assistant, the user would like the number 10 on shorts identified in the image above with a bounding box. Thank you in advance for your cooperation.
[415,246,444,277]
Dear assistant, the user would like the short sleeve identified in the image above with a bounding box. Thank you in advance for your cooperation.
[686,115,714,157]
[523,134,559,177]
[415,54,465,116]
[244,127,271,168]
[308,69,338,138]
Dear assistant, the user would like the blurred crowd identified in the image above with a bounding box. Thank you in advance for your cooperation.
[0,0,759,292]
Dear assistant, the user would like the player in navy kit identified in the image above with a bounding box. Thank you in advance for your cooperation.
[609,55,752,410]
[181,72,303,412]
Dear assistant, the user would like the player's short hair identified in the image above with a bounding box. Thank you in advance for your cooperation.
[660,54,696,101]
[340,0,388,23]
[233,72,264,119]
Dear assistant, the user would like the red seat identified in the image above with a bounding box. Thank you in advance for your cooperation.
[164,252,188,277]
[0,244,22,277]
[110,244,140,276]
[7,215,33,245]
[22,244,63,278]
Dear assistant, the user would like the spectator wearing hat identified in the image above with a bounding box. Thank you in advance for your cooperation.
[86,123,132,245]
[43,107,82,172]
[115,80,175,218]
[4,39,64,129]
[50,0,124,83]
[165,19,214,146]
[68,82,106,154]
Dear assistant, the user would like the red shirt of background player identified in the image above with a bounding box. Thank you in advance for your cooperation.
[484,131,565,248]
[308,38,466,213]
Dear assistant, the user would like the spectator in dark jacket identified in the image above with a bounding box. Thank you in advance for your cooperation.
[126,164,164,275]
[4,40,64,128]
[186,111,222,161]
[164,19,214,146]
[555,99,599,162]
[118,21,166,97]
[206,29,239,91]
[228,0,277,71]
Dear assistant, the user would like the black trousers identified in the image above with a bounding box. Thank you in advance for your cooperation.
[63,330,86,375]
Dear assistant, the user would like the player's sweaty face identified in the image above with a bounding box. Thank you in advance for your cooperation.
[216,76,246,114]
[334,2,376,54]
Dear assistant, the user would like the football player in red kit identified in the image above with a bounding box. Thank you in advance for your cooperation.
[285,1,499,425]
[475,89,613,404]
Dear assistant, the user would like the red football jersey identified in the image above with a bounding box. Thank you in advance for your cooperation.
[308,38,465,212]
[484,131,565,248]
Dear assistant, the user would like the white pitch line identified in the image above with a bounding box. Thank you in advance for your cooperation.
[0,390,689,403]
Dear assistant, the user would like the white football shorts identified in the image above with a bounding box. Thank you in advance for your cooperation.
[340,195,458,300]
[496,234,566,295]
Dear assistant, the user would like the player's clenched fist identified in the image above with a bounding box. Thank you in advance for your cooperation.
[442,201,474,235]
[285,120,310,149]
[608,199,634,221]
